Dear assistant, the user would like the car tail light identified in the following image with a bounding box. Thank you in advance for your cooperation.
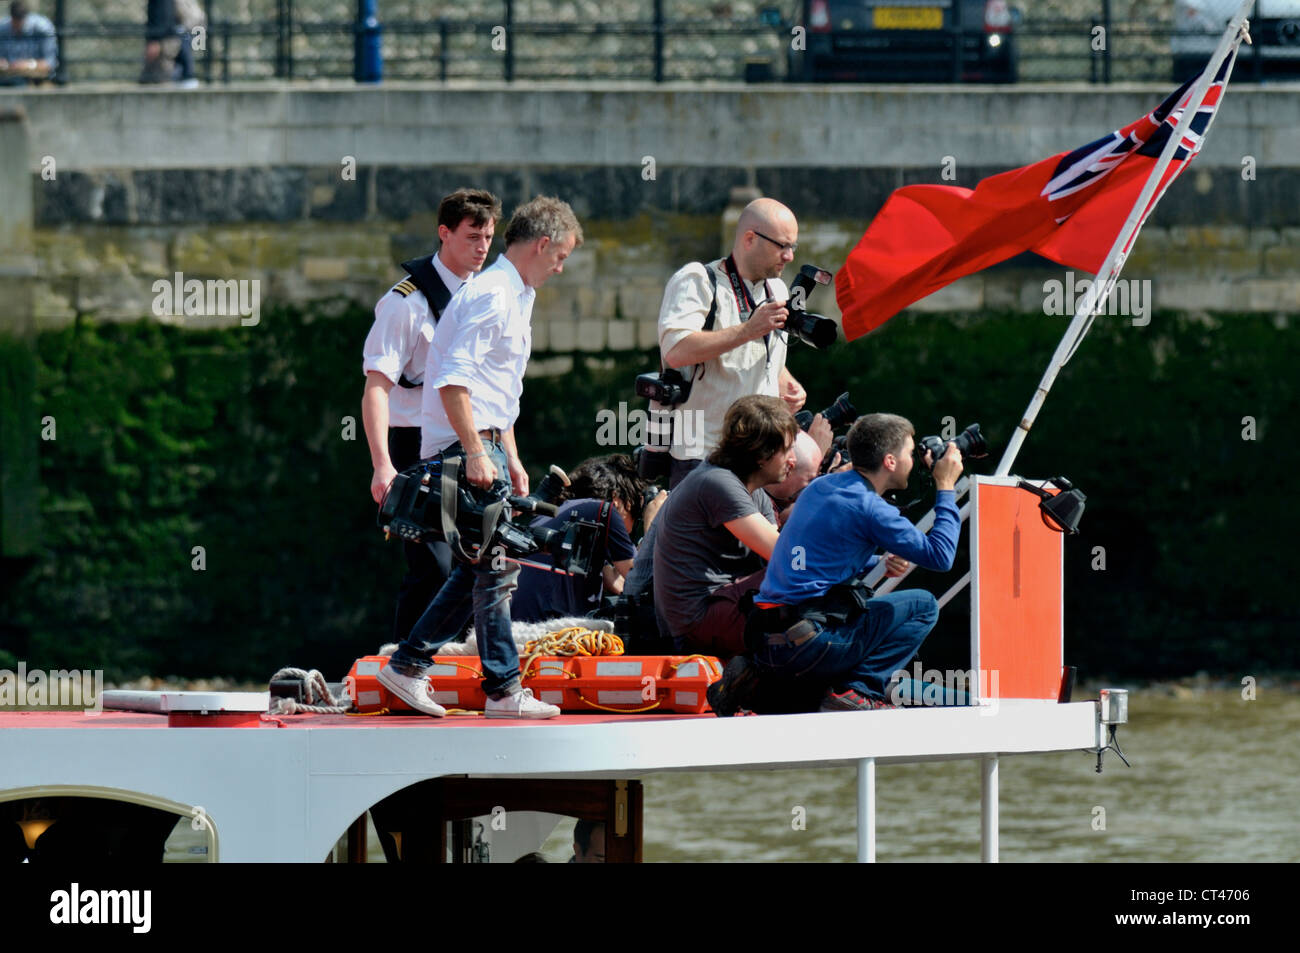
[984,0,1013,32]
[809,0,832,32]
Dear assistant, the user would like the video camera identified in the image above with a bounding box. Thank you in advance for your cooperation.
[378,459,603,576]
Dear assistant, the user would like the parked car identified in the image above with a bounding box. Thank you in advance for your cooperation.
[1173,0,1300,81]
[777,0,1019,83]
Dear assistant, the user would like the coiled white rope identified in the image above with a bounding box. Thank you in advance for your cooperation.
[266,667,354,715]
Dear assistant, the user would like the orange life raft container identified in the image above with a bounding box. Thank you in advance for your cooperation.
[346,654,722,715]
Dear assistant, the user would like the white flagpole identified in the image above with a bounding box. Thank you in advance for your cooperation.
[992,0,1253,478]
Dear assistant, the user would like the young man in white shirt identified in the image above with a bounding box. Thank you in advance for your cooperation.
[361,188,501,641]
[378,196,582,719]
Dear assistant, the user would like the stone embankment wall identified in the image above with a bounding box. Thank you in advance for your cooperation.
[3,82,1298,350]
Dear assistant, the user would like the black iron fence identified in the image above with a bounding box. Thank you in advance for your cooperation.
[33,1,1299,86]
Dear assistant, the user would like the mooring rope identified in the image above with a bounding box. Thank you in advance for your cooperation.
[266,667,354,715]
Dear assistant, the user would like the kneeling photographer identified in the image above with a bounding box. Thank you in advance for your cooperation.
[653,395,797,660]
[708,413,964,715]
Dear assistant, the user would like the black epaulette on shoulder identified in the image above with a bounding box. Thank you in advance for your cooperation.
[391,278,417,298]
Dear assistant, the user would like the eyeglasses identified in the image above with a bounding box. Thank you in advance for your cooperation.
[752,229,798,254]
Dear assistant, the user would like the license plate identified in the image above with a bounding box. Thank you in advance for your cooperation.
[873,6,943,29]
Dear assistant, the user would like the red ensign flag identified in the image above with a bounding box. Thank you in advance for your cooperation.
[835,58,1229,341]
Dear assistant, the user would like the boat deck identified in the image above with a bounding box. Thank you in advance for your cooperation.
[1,700,1102,861]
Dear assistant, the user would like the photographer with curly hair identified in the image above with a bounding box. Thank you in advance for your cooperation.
[652,395,797,659]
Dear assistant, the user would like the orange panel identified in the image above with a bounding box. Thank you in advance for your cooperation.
[973,481,1063,700]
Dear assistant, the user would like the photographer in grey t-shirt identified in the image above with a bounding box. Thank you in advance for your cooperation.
[653,395,798,659]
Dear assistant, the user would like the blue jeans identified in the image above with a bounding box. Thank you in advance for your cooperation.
[387,441,522,698]
[753,590,939,701]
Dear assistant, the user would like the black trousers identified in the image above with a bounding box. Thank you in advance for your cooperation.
[388,426,454,643]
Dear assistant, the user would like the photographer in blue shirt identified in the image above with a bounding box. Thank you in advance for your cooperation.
[708,413,963,715]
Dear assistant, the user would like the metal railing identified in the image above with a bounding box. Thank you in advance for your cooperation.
[32,1,1298,86]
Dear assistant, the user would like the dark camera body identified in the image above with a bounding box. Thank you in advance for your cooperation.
[635,368,691,407]
[794,392,858,470]
[634,444,672,481]
[917,423,988,469]
[831,434,850,467]
[378,459,602,576]
[785,265,839,349]
[795,392,857,432]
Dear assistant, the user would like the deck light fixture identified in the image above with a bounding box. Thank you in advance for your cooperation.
[1016,476,1086,534]
[1094,688,1131,773]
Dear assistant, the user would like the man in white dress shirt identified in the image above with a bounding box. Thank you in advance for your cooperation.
[657,197,809,488]
[378,196,582,719]
[361,188,501,641]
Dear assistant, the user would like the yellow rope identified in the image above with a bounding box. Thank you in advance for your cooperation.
[672,654,723,680]
[577,692,662,714]
[429,660,484,679]
[520,626,624,679]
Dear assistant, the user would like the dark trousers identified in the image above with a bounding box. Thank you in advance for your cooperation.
[388,426,453,643]
[675,567,766,661]
[754,590,940,701]
[176,30,195,81]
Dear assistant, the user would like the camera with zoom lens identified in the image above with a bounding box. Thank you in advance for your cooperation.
[916,423,988,469]
[795,391,857,432]
[785,265,839,349]
[634,367,692,408]
[795,392,858,469]
[378,460,603,576]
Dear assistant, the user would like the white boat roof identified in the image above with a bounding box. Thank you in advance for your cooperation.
[0,701,1100,862]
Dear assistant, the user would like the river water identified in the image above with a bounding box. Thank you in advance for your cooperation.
[634,685,1300,862]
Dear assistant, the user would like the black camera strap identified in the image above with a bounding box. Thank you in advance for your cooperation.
[439,456,476,564]
[395,255,457,389]
[658,264,719,387]
[438,453,513,566]
[723,255,774,368]
[723,255,758,315]
[643,264,721,457]
[585,500,616,591]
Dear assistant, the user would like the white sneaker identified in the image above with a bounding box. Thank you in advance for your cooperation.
[377,664,446,717]
[484,687,560,719]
